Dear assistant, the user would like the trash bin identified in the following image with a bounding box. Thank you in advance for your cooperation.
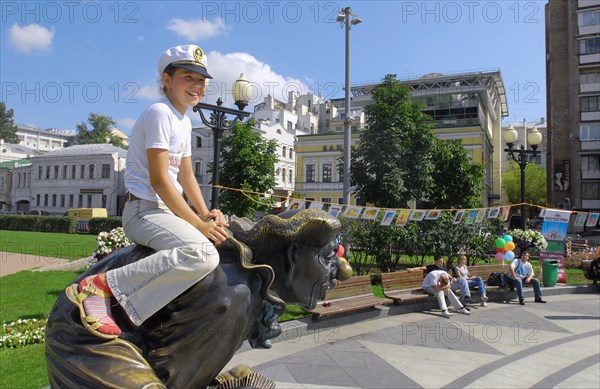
[542,260,559,287]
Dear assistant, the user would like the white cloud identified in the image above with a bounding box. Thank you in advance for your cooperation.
[166,18,229,40]
[8,23,55,54]
[137,85,162,101]
[204,51,312,109]
[116,117,136,130]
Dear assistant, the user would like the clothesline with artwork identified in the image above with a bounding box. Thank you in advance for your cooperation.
[215,185,600,227]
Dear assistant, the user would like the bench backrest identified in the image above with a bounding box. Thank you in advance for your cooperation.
[381,270,425,291]
[325,275,374,300]
[468,264,509,281]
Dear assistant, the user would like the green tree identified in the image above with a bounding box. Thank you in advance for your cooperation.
[421,139,485,209]
[0,102,19,143]
[76,113,126,148]
[219,119,278,218]
[351,74,436,208]
[502,161,547,206]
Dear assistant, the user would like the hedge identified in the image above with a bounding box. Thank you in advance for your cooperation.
[0,215,77,233]
[88,217,123,235]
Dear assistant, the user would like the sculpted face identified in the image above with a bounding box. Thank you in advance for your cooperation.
[281,239,339,310]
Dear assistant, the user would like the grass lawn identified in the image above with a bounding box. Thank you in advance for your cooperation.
[1,270,82,389]
[0,230,98,260]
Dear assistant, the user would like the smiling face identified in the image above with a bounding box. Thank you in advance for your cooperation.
[162,67,206,114]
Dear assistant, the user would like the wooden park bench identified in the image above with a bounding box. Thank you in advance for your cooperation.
[309,275,393,321]
[381,269,431,304]
[467,263,511,290]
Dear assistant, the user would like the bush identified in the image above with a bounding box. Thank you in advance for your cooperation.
[0,215,76,233]
[88,217,123,235]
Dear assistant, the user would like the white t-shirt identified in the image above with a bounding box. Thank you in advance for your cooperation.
[510,258,534,280]
[125,99,192,202]
[422,270,448,289]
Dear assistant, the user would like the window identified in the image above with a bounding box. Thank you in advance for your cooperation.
[101,164,110,179]
[289,169,293,183]
[580,72,600,84]
[306,164,315,182]
[582,182,600,199]
[52,194,57,207]
[305,197,314,208]
[44,194,48,206]
[87,195,93,208]
[78,194,83,207]
[196,136,202,148]
[36,194,40,206]
[69,194,74,207]
[0,176,4,190]
[582,96,599,112]
[282,168,286,182]
[72,165,76,180]
[46,166,50,179]
[54,165,59,179]
[579,37,600,55]
[582,10,600,26]
[322,163,332,183]
[80,165,85,179]
[282,146,287,157]
[194,161,202,178]
[289,148,293,159]
[62,165,67,179]
[102,195,107,208]
[338,197,344,204]
[287,121,293,131]
[321,197,332,205]
[582,154,600,171]
[17,173,21,187]
[60,194,65,207]
[89,164,95,179]
[38,166,42,180]
[580,123,600,140]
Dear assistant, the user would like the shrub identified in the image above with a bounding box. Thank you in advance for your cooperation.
[88,217,123,235]
[0,215,76,233]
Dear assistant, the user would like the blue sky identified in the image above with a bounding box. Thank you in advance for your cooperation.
[1,0,547,135]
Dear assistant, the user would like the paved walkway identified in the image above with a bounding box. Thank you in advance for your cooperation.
[0,251,90,276]
[225,292,600,388]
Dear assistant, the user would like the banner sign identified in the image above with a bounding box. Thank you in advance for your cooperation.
[541,209,571,284]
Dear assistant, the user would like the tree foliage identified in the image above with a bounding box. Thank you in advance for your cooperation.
[76,113,126,148]
[219,119,278,219]
[421,139,485,209]
[0,102,19,143]
[351,74,436,208]
[502,161,547,206]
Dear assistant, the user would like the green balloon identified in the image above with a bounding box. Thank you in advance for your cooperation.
[495,238,506,249]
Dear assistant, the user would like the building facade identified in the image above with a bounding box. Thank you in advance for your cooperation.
[546,0,600,211]
[20,144,128,216]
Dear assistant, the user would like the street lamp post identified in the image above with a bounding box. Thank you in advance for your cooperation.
[193,73,252,209]
[337,7,361,205]
[504,124,543,230]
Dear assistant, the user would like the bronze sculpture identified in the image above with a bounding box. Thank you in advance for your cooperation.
[45,209,352,388]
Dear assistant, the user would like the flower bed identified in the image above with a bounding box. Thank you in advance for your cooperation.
[0,318,47,349]
[507,228,548,254]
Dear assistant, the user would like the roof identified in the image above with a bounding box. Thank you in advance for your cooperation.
[42,144,127,159]
[0,142,42,156]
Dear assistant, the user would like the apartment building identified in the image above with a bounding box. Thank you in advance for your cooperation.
[18,144,128,216]
[546,0,600,211]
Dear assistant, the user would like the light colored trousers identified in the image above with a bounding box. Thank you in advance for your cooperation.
[423,286,464,312]
[106,199,219,326]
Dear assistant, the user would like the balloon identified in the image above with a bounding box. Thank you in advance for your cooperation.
[338,256,347,263]
[495,252,504,262]
[495,238,506,249]
[504,251,515,261]
[336,245,345,257]
[503,235,513,242]
[495,247,506,254]
[504,241,516,252]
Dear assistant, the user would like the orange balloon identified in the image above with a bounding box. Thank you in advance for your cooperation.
[504,241,516,252]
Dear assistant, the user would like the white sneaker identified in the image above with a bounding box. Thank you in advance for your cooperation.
[482,295,489,302]
[480,301,488,307]
[441,310,452,318]
[459,307,471,315]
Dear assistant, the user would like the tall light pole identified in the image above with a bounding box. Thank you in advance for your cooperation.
[504,124,543,230]
[193,73,252,209]
[337,7,361,205]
